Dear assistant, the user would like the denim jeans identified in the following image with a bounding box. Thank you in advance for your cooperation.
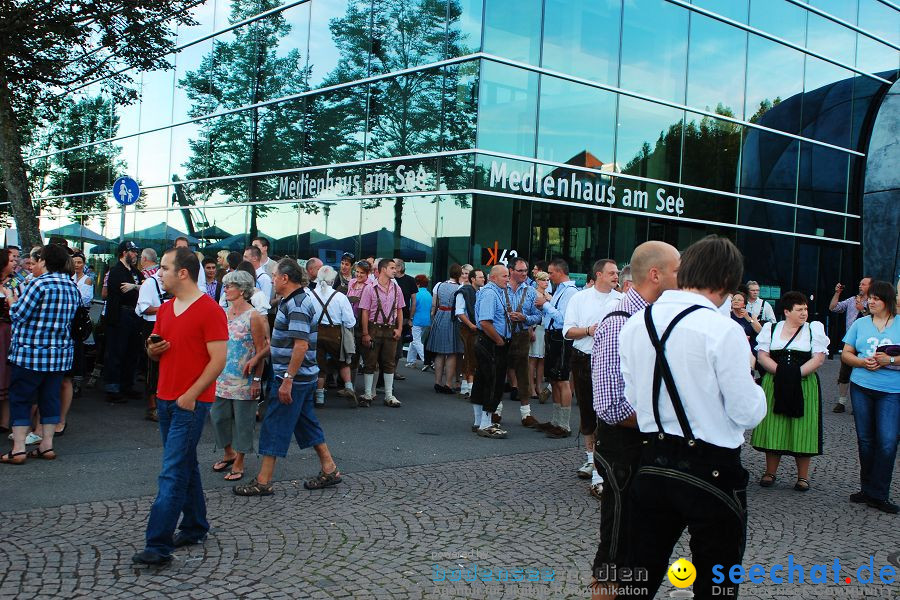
[258,378,324,458]
[849,383,900,502]
[143,400,210,558]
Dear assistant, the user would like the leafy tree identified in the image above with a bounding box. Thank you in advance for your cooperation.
[0,1,202,248]
[178,0,310,239]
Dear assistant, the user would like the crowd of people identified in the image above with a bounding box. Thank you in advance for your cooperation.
[0,232,897,591]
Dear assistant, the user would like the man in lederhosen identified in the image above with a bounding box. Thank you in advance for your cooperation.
[589,241,680,599]
[358,258,405,407]
[618,236,766,599]
[470,265,511,439]
[498,257,543,428]
[535,259,579,436]
[454,268,485,400]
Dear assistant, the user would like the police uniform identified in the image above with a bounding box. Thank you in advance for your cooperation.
[619,290,766,599]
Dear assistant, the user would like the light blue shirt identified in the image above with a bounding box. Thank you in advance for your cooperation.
[843,316,900,393]
[504,282,542,333]
[412,288,432,327]
[541,280,578,331]
[475,282,510,339]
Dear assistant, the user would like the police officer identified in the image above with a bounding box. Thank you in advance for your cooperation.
[470,265,511,439]
[618,236,766,599]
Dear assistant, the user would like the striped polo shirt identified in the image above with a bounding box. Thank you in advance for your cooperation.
[271,287,318,382]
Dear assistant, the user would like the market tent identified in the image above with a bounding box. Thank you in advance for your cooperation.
[128,223,199,246]
[44,223,109,244]
[194,225,231,240]
[204,232,274,252]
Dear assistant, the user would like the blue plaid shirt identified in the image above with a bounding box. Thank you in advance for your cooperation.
[10,272,81,372]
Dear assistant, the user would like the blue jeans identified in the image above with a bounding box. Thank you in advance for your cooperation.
[850,383,900,502]
[9,365,63,426]
[258,378,324,458]
[143,400,210,557]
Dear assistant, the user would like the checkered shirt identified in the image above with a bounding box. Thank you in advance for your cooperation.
[591,288,649,424]
[9,272,81,372]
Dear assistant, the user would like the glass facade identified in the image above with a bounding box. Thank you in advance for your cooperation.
[18,0,900,313]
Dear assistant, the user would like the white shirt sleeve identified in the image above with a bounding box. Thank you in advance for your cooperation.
[338,293,356,328]
[711,325,768,429]
[136,277,159,317]
[755,322,773,354]
[251,289,270,315]
[257,273,273,301]
[762,301,776,323]
[561,291,581,338]
[454,293,466,316]
[810,321,829,354]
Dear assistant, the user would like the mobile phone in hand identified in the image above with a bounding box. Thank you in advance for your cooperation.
[148,334,164,344]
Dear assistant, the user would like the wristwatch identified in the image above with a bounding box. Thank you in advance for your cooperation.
[283,373,294,379]
[891,357,896,365]
[252,376,262,382]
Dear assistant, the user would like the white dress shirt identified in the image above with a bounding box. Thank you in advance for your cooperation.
[136,272,164,322]
[541,280,578,331]
[309,283,356,328]
[219,286,270,316]
[563,287,623,354]
[619,289,767,449]
[255,266,273,301]
[747,298,776,323]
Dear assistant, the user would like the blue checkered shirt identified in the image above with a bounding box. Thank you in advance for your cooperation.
[9,272,81,372]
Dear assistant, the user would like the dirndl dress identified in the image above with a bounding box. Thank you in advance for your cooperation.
[426,281,463,354]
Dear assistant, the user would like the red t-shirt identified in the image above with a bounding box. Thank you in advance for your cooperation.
[153,294,228,403]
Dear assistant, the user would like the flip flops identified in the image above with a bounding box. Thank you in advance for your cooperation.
[27,448,57,460]
[212,458,236,472]
[0,451,27,465]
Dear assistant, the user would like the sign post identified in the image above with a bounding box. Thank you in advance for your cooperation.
[112,176,140,242]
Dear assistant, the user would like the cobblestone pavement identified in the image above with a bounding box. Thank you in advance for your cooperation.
[1,361,898,599]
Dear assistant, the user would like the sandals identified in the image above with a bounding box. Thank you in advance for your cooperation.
[304,469,343,490]
[794,478,810,492]
[224,471,243,481]
[233,477,273,496]
[0,450,27,465]
[759,473,776,487]
[212,457,236,472]
[28,447,56,460]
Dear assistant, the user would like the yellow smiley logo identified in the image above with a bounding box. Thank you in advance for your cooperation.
[667,558,696,588]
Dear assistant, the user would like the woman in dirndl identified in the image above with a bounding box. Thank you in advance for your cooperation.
[751,291,828,492]
[427,263,463,394]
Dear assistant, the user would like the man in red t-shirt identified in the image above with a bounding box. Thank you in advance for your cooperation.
[132,248,227,567]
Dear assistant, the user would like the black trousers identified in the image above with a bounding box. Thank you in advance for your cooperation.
[103,308,142,393]
[470,333,509,413]
[627,436,749,600]
[592,422,644,576]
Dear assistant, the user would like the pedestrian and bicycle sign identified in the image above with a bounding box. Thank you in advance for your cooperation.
[112,176,140,206]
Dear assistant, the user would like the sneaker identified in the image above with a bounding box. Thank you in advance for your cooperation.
[521,415,540,428]
[458,391,471,400]
[315,397,325,407]
[539,388,551,404]
[491,413,502,424]
[132,550,173,566]
[421,363,434,372]
[577,461,594,479]
[337,387,357,404]
[590,482,603,499]
[383,396,401,408]
[832,403,846,413]
[476,424,508,439]
[405,363,415,368]
[172,533,206,548]
[849,491,870,504]
[866,498,900,514]
[25,432,42,445]
[358,394,374,408]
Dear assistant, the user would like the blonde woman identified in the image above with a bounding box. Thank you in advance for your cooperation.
[529,271,551,402]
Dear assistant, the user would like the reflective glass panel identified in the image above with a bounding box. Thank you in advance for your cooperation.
[749,0,806,46]
[537,76,616,167]
[483,0,542,65]
[616,97,683,184]
[476,61,538,156]
[365,70,444,160]
[680,113,742,194]
[745,36,804,133]
[542,0,621,84]
[686,12,747,117]
[691,0,748,23]
[806,13,856,68]
[620,0,689,104]
[307,0,364,87]
[453,0,484,56]
[370,0,447,75]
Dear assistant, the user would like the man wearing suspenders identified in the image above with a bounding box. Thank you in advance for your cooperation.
[589,241,680,599]
[309,267,357,407]
[470,265,512,438]
[500,258,543,427]
[358,258,405,407]
[618,236,766,599]
[535,259,579,437]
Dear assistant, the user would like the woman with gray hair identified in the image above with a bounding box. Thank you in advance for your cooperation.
[210,269,270,481]
[311,265,356,406]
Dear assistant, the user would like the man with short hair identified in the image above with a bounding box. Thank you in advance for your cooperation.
[136,248,163,422]
[202,258,219,300]
[305,257,323,283]
[358,259,405,407]
[563,259,622,491]
[589,241,680,598]
[103,240,144,403]
[745,280,776,324]
[252,236,276,279]
[454,268,485,399]
[234,258,342,496]
[132,248,227,565]
[829,276,872,413]
[535,259,578,436]
[244,246,273,300]
[470,265,511,438]
[333,252,354,294]
[619,264,633,294]
[501,257,543,428]
[619,236,766,599]
[393,258,417,381]
[2,244,80,465]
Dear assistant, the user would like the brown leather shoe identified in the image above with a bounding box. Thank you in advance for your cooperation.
[545,425,572,438]
[534,420,554,432]
[521,415,540,428]
[491,413,502,424]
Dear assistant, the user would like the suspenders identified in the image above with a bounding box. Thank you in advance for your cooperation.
[311,289,337,326]
[373,282,397,325]
[503,286,527,333]
[644,304,708,443]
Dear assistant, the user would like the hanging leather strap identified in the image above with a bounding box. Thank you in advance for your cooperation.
[311,288,337,326]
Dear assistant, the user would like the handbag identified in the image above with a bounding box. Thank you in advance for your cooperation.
[71,305,93,343]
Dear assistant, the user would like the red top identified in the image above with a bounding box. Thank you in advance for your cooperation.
[153,294,228,403]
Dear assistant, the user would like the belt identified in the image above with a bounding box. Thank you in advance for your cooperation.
[120,305,136,311]
[438,306,452,311]
[371,322,395,328]
[478,330,509,343]
[573,348,591,358]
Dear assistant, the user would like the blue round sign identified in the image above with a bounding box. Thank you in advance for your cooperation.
[112,176,140,206]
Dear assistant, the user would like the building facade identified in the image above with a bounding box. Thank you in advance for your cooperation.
[25,0,900,320]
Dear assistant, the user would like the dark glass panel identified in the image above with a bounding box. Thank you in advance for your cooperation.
[616,97,683,184]
[681,113,742,193]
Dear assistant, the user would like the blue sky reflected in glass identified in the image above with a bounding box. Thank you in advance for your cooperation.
[620,0,689,104]
[483,0,542,64]
[536,75,616,166]
[541,0,620,85]
[686,12,747,117]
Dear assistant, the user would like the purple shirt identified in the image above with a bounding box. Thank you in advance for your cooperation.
[358,279,406,325]
[591,288,649,425]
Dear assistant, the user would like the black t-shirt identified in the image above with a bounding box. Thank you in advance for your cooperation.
[396,274,417,320]
[106,260,143,322]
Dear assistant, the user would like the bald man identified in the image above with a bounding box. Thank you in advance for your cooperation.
[470,265,512,439]
[306,257,323,284]
[589,241,680,599]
